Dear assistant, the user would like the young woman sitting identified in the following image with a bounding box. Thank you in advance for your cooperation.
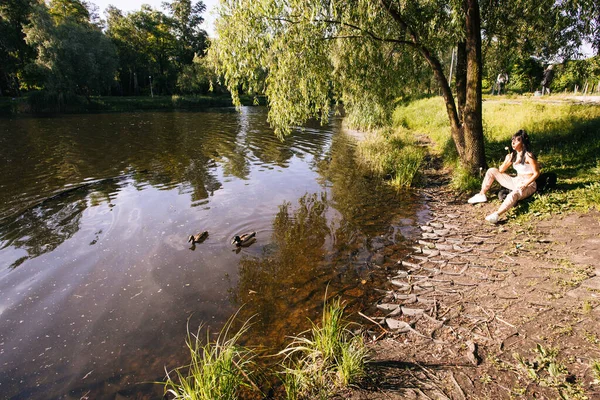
[468,130,541,224]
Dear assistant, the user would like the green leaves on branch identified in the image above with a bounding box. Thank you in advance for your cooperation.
[210,0,463,136]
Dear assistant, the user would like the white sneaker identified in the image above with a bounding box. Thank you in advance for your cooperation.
[467,193,487,204]
[485,212,499,224]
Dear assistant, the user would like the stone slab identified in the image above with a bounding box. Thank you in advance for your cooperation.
[566,287,600,300]
[581,276,600,290]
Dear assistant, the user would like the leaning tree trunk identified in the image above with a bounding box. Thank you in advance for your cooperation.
[416,44,465,161]
[462,0,486,173]
[381,0,485,172]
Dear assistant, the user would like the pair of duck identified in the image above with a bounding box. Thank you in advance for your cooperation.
[188,231,256,247]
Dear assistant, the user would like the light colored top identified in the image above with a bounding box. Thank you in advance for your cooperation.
[513,162,534,175]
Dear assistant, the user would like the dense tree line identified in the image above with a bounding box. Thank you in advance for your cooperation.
[0,0,210,98]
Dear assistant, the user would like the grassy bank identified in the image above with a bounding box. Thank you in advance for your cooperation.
[355,127,426,188]
[161,298,368,399]
[372,95,600,218]
[0,93,266,115]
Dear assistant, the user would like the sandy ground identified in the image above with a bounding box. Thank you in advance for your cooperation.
[342,167,600,399]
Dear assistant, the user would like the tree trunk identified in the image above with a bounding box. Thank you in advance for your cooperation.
[416,45,465,161]
[381,0,485,172]
[462,0,487,173]
[455,41,467,122]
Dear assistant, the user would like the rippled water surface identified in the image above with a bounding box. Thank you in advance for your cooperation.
[0,108,425,398]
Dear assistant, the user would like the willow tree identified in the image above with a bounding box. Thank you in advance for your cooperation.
[211,0,486,172]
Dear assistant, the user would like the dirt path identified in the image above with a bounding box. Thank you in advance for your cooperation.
[345,175,600,399]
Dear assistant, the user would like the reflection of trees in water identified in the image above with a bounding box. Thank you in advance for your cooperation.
[0,178,126,269]
[1,193,86,269]
[318,132,415,248]
[233,193,331,348]
[1,111,336,222]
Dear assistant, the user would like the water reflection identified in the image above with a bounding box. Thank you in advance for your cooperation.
[0,108,422,399]
[234,193,331,346]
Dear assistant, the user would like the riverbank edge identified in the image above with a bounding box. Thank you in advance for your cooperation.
[0,94,267,115]
[342,127,600,399]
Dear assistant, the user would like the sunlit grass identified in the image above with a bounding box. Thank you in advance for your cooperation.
[160,314,258,400]
[356,128,425,188]
[450,163,482,193]
[388,97,600,216]
[278,297,369,399]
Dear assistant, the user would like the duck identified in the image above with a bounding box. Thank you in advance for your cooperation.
[188,231,209,244]
[231,232,256,247]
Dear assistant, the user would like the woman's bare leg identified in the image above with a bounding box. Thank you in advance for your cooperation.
[480,168,515,194]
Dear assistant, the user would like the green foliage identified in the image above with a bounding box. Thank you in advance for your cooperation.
[48,0,89,25]
[481,0,599,92]
[209,0,465,137]
[176,55,216,94]
[278,297,369,399]
[164,0,207,66]
[160,314,258,400]
[356,129,425,188]
[552,56,600,93]
[106,5,179,95]
[0,0,37,95]
[23,2,117,98]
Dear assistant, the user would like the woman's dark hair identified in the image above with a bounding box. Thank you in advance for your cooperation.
[511,129,535,164]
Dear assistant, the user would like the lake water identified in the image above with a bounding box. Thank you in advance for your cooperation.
[0,108,426,398]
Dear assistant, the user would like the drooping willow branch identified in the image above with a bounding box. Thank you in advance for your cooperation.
[265,15,415,47]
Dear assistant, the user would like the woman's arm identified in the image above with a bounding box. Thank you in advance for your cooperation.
[499,153,513,173]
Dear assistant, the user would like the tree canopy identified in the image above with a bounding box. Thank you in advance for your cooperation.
[1,0,210,97]
[24,0,117,99]
[210,0,599,172]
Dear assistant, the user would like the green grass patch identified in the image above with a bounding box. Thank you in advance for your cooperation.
[159,298,367,399]
[450,163,482,193]
[592,360,600,384]
[356,128,425,188]
[278,297,369,399]
[160,314,259,400]
[512,344,587,399]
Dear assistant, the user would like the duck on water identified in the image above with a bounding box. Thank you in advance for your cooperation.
[231,232,256,247]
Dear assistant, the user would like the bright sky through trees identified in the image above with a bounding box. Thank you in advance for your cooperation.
[92,0,218,35]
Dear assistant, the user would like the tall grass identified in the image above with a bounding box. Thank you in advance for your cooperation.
[278,297,369,400]
[160,314,258,400]
[160,299,367,400]
[356,128,425,188]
